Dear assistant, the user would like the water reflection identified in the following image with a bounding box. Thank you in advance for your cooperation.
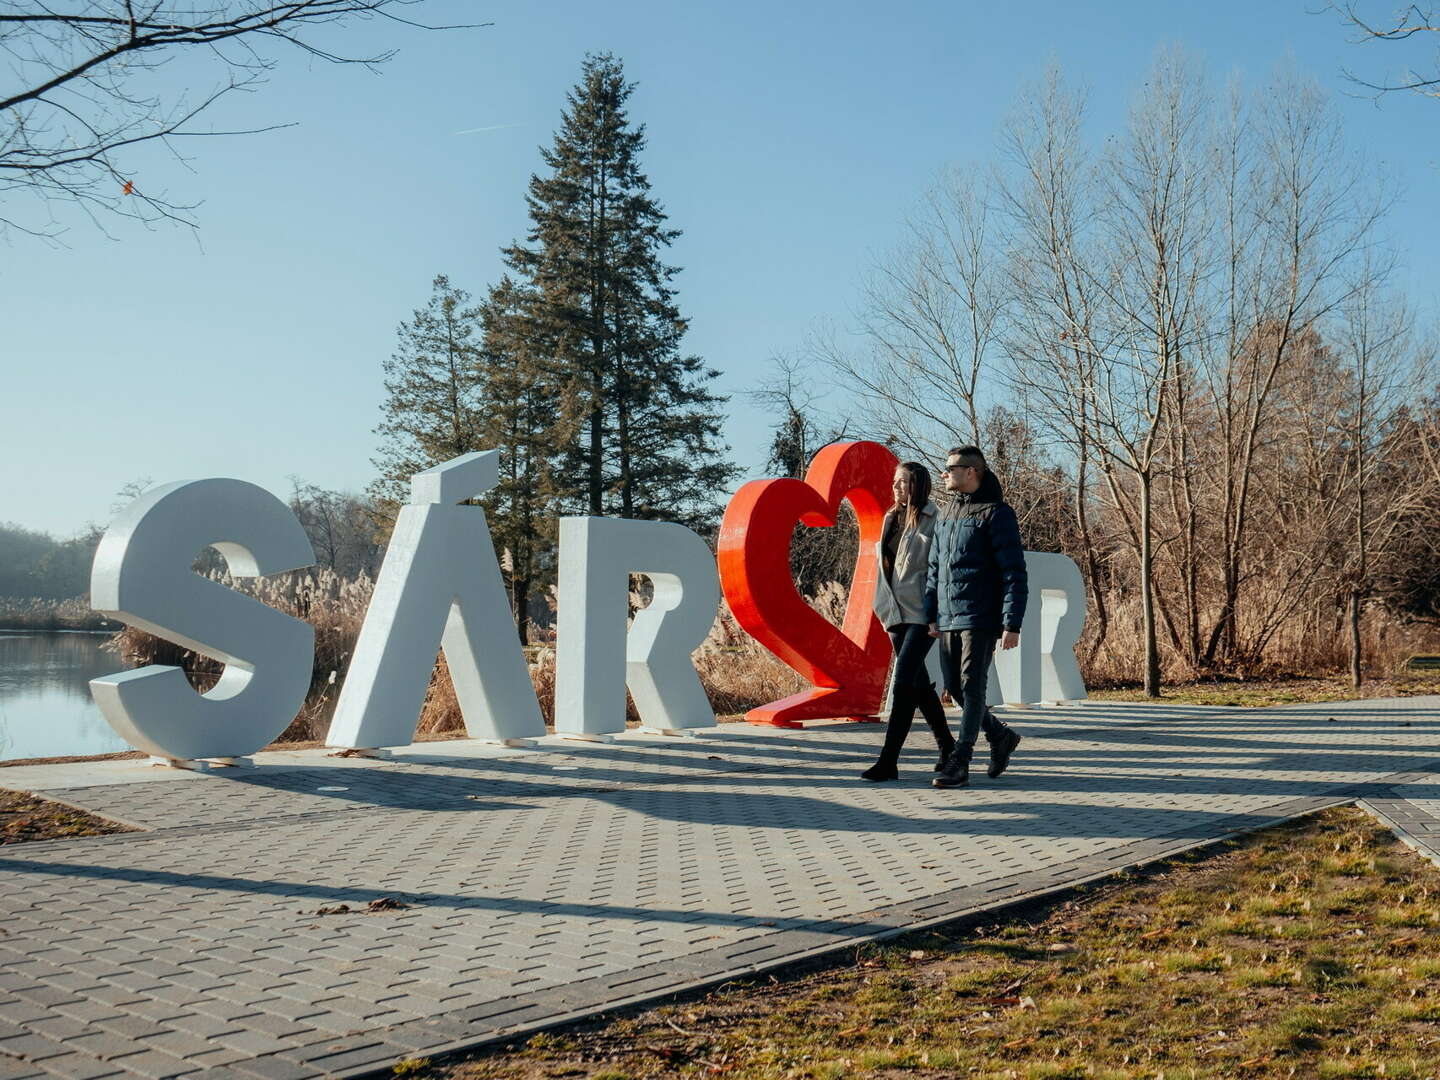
[0,631,131,761]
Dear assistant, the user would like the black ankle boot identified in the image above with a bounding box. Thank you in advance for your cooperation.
[933,741,973,788]
[914,683,955,771]
[986,722,1021,778]
[862,685,914,781]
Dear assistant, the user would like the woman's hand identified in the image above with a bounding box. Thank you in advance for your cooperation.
[928,622,940,638]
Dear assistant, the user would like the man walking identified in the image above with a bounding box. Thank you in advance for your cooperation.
[925,446,1027,788]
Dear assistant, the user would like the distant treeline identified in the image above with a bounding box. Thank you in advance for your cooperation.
[0,523,100,599]
[0,484,383,620]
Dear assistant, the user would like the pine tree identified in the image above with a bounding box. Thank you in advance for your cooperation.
[368,275,486,526]
[501,52,736,529]
[477,274,565,642]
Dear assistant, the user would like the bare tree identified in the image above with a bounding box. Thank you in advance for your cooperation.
[748,354,831,479]
[1086,49,1214,697]
[747,354,861,596]
[1332,270,1431,685]
[999,67,1115,662]
[823,167,1006,464]
[1199,68,1391,668]
[288,479,382,580]
[1328,2,1440,99]
[0,1,480,236]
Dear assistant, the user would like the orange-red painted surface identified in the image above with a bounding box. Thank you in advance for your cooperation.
[716,441,898,727]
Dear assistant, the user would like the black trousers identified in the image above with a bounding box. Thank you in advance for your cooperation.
[888,623,936,690]
[869,623,953,767]
[938,628,1001,745]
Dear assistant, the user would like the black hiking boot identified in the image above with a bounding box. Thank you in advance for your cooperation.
[862,686,914,782]
[986,724,1021,779]
[914,682,955,771]
[932,742,973,789]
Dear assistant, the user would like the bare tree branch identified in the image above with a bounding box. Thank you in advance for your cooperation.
[1327,2,1440,99]
[0,1,487,237]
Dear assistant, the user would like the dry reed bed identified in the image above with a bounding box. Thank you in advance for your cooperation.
[0,596,115,632]
[106,571,1440,742]
[109,569,809,742]
[1080,587,1440,688]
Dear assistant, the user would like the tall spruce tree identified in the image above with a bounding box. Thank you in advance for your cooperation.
[368,274,486,526]
[502,52,736,528]
[478,274,564,642]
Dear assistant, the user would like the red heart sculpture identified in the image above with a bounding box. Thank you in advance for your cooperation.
[717,440,899,727]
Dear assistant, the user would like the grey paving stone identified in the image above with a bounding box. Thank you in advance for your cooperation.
[4,700,1440,1077]
[162,1014,245,1042]
[103,1047,200,1078]
[291,1041,402,1074]
[0,1032,70,1063]
[210,1028,297,1057]
[23,1055,126,1080]
[58,1032,144,1062]
[228,1056,325,1080]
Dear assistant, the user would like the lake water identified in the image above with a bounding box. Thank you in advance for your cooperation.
[0,631,131,761]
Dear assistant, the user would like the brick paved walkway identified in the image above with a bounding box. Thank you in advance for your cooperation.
[1,697,1439,1079]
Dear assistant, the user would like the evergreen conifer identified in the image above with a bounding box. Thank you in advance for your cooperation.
[368,274,486,525]
[501,52,736,529]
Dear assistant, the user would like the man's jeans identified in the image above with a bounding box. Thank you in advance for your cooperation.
[938,628,1000,746]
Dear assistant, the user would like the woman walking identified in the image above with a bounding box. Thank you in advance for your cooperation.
[862,461,956,781]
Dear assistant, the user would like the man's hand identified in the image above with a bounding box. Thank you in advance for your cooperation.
[928,622,940,638]
[1000,630,1020,650]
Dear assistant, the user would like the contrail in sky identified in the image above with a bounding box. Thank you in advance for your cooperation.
[453,123,522,135]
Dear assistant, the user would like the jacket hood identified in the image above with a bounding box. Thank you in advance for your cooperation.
[967,469,1004,504]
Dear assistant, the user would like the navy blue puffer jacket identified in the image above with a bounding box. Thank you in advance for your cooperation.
[923,470,1028,633]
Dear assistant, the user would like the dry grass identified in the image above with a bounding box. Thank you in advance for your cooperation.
[0,789,134,843]
[416,599,806,735]
[106,571,806,742]
[108,567,373,742]
[0,596,115,631]
[415,806,1440,1080]
[99,568,1440,744]
[1091,673,1440,707]
[1081,588,1440,688]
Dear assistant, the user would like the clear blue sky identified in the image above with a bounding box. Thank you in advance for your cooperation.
[3,0,1436,537]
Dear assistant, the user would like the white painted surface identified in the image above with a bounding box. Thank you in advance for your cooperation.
[88,479,316,761]
[554,517,721,736]
[326,451,545,750]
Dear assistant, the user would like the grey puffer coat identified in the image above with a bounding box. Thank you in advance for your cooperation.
[923,470,1028,633]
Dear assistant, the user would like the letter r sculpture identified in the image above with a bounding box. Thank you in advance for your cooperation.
[553,517,722,738]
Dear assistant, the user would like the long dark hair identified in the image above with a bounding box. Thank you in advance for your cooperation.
[894,461,932,529]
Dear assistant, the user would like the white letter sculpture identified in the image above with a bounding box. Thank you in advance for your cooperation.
[1031,551,1088,703]
[326,451,545,751]
[988,551,1088,705]
[89,479,316,762]
[554,517,721,737]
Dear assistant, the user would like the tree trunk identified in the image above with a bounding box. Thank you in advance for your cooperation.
[514,577,530,646]
[1076,451,1109,664]
[1140,470,1160,697]
[588,402,603,515]
[1348,588,1361,690]
[616,362,634,517]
